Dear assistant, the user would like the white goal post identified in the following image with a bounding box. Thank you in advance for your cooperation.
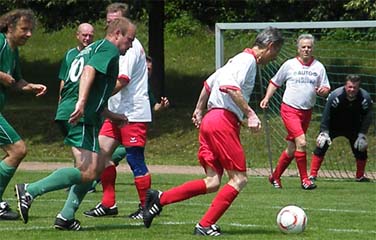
[215,20,376,69]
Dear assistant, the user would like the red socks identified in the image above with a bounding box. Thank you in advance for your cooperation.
[159,179,207,206]
[199,184,239,227]
[273,151,294,179]
[295,151,308,181]
[310,154,324,177]
[356,159,367,178]
[101,165,117,207]
[135,174,151,207]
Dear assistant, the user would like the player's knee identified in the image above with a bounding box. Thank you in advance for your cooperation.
[205,177,221,193]
[235,175,248,190]
[12,140,27,162]
[354,151,367,160]
[126,147,148,177]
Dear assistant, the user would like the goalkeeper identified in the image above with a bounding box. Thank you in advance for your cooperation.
[310,74,373,182]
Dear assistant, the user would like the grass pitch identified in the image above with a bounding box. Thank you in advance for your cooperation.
[1,171,375,240]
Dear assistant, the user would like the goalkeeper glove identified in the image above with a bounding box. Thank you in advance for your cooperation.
[354,133,368,152]
[316,131,332,148]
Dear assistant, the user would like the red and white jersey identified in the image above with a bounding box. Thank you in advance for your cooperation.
[205,48,257,121]
[108,38,152,122]
[271,57,330,110]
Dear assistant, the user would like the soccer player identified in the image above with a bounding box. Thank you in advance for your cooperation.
[15,17,133,230]
[260,33,330,190]
[58,23,94,102]
[142,27,284,236]
[0,9,47,221]
[309,74,373,182]
[83,3,168,220]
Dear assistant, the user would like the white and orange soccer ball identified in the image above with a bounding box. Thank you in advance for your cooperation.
[276,205,307,234]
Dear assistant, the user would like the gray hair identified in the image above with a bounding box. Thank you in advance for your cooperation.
[296,34,315,48]
[253,27,284,49]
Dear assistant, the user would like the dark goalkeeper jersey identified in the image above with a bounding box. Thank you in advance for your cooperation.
[320,86,373,134]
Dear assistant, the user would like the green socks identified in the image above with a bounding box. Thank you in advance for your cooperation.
[0,161,16,201]
[60,181,93,220]
[27,167,82,198]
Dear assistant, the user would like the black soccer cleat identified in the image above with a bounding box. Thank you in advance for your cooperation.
[0,201,20,220]
[356,176,370,182]
[143,189,163,228]
[301,178,317,190]
[128,204,143,220]
[54,214,81,231]
[193,223,221,236]
[83,203,118,217]
[15,183,33,223]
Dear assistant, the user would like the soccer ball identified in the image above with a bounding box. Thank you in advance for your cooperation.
[276,205,307,234]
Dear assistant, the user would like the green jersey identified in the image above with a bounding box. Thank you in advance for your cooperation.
[55,39,119,126]
[58,47,80,81]
[0,33,22,111]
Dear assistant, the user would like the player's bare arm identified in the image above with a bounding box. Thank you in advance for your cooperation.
[0,71,16,87]
[192,86,209,128]
[102,107,128,127]
[112,77,129,95]
[69,65,96,124]
[15,79,47,96]
[260,83,278,109]
[227,88,261,132]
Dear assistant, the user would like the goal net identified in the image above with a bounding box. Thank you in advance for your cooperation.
[215,21,376,180]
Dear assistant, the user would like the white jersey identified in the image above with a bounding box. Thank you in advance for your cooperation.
[205,48,257,121]
[108,38,152,122]
[271,57,330,110]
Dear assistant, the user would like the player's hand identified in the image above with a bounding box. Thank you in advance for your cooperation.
[354,133,368,152]
[247,113,261,132]
[316,87,330,97]
[154,97,170,112]
[69,100,85,125]
[260,98,269,109]
[0,73,16,87]
[160,97,170,108]
[192,109,204,128]
[109,112,128,128]
[316,131,331,148]
[30,83,47,97]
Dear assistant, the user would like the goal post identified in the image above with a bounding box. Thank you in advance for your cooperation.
[215,21,376,180]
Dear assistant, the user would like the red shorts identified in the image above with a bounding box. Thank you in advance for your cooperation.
[198,109,246,176]
[280,103,312,141]
[99,119,147,147]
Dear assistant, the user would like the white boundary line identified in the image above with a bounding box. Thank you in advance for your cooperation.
[1,220,375,235]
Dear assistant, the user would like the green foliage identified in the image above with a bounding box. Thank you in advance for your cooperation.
[344,0,376,19]
[2,171,375,239]
[165,12,202,37]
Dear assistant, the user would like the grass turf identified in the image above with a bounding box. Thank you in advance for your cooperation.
[1,171,375,239]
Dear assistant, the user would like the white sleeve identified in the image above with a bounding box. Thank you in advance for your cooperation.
[318,65,330,89]
[271,61,288,87]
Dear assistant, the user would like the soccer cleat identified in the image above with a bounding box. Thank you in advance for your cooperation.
[128,204,143,220]
[54,214,81,231]
[143,189,163,228]
[194,223,221,236]
[15,183,33,223]
[356,176,370,182]
[308,175,317,182]
[83,203,118,217]
[0,201,20,220]
[269,176,282,189]
[301,178,317,190]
